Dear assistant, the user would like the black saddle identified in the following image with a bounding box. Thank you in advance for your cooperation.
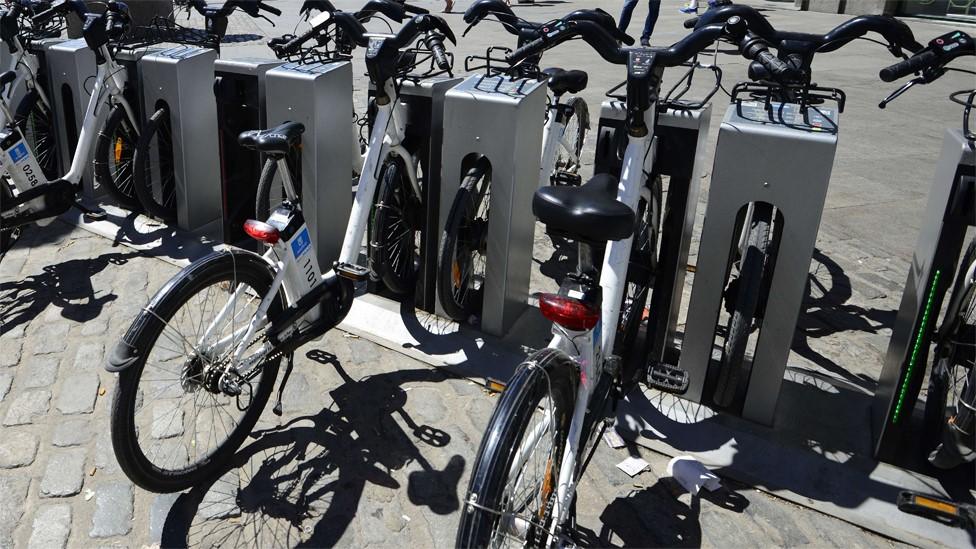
[238,122,305,156]
[533,173,634,243]
[542,67,588,95]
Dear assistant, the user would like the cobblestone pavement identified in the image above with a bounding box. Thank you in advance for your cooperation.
[0,222,911,548]
[1,0,970,547]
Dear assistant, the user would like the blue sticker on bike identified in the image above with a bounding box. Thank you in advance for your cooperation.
[290,228,311,258]
[9,142,28,163]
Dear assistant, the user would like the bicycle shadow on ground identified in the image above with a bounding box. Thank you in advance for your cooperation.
[791,248,897,390]
[158,351,466,548]
[0,247,139,335]
[590,477,750,548]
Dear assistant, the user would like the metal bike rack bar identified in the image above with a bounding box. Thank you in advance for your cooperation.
[439,74,546,336]
[139,45,222,238]
[213,57,283,246]
[265,60,353,270]
[679,100,840,425]
[873,128,975,463]
[593,99,712,366]
[43,38,96,195]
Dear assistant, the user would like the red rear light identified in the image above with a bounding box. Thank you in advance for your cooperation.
[243,219,280,244]
[539,293,599,331]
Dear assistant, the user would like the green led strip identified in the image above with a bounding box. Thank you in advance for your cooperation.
[892,269,941,424]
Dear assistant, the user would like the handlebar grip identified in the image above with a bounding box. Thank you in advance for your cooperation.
[683,16,698,29]
[258,1,282,17]
[282,24,320,54]
[755,50,794,82]
[506,35,546,64]
[879,50,937,82]
[426,33,450,70]
[609,26,634,46]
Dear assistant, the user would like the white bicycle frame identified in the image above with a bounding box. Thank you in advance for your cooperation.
[537,94,581,188]
[198,77,421,373]
[509,105,658,545]
[1,42,139,189]
[0,34,51,129]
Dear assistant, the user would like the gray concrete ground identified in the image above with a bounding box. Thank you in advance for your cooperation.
[1,0,974,547]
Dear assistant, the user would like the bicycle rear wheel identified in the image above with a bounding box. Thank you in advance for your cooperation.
[553,97,588,177]
[438,165,489,321]
[457,348,577,548]
[713,202,774,408]
[110,249,283,493]
[14,90,59,181]
[132,106,178,221]
[94,104,141,210]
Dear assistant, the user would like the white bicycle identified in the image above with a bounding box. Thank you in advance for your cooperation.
[1,0,145,236]
[456,15,782,547]
[107,10,457,493]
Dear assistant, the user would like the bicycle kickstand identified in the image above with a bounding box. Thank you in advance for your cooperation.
[272,351,295,416]
[74,201,107,222]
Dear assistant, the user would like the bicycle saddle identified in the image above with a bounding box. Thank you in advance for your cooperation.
[238,122,305,156]
[533,173,634,243]
[542,67,588,95]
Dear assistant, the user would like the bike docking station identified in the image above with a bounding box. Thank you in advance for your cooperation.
[592,98,712,368]
[437,73,547,337]
[213,57,284,247]
[873,127,975,464]
[44,38,97,195]
[358,76,464,313]
[264,59,353,271]
[678,96,840,425]
[138,45,222,239]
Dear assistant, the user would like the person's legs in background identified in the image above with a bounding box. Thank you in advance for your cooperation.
[679,0,698,14]
[618,0,638,32]
[640,0,660,45]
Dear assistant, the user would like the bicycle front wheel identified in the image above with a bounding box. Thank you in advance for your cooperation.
[438,165,490,321]
[14,90,59,181]
[94,104,141,210]
[714,202,774,408]
[132,106,178,221]
[370,156,420,295]
[110,249,283,493]
[457,348,577,548]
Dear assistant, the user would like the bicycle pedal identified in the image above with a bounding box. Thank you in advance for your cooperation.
[551,171,582,186]
[335,261,369,282]
[82,209,107,222]
[646,362,689,395]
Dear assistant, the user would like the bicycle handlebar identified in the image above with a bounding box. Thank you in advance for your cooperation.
[32,0,86,26]
[879,30,974,82]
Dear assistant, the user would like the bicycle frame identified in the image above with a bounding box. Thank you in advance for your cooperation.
[538,104,658,542]
[537,95,579,187]
[0,34,50,129]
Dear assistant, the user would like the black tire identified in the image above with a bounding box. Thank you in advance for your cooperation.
[438,165,489,321]
[132,107,177,221]
[713,203,774,408]
[370,157,420,295]
[457,348,578,548]
[110,249,284,493]
[14,90,59,181]
[255,157,302,220]
[925,239,976,469]
[0,181,17,254]
[94,104,141,210]
[553,97,588,176]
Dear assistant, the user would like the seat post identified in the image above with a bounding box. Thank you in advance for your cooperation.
[577,241,600,280]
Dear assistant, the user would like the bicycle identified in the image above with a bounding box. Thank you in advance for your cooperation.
[876,33,976,470]
[455,14,801,547]
[126,0,282,222]
[435,0,634,322]
[107,10,457,493]
[1,1,145,238]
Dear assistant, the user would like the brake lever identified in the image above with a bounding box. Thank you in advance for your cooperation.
[462,21,476,37]
[878,76,921,109]
[258,13,274,26]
